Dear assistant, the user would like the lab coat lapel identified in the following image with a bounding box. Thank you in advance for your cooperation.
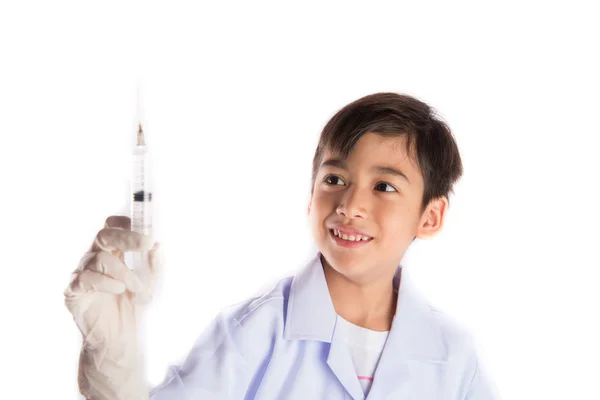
[366,267,449,399]
[284,253,365,400]
[283,253,336,341]
[327,318,368,400]
[284,254,448,400]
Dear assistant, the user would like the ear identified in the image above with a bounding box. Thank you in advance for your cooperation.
[307,191,313,216]
[415,196,448,240]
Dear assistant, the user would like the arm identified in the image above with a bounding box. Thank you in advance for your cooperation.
[149,311,252,399]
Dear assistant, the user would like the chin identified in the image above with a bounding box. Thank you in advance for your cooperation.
[320,250,369,276]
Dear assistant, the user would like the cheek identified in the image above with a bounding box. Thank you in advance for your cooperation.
[379,208,415,238]
[311,192,334,213]
[309,195,334,230]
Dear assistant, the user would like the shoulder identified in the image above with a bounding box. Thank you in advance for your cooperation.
[427,305,479,360]
[223,274,294,327]
[428,306,500,397]
[423,304,488,394]
[429,305,475,345]
[212,274,295,362]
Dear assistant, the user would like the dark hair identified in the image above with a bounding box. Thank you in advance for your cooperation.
[311,92,463,215]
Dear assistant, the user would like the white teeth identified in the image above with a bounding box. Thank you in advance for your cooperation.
[332,229,371,242]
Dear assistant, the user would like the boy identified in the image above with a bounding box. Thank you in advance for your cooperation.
[65,92,500,399]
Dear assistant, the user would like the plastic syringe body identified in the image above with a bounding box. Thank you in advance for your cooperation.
[130,128,152,273]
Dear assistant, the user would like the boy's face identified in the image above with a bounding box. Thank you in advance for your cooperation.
[308,132,447,283]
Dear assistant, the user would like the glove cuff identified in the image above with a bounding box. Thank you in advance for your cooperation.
[78,344,149,400]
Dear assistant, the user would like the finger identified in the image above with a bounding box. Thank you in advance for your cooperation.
[147,242,162,277]
[73,251,96,274]
[114,249,125,263]
[101,216,131,262]
[86,251,146,293]
[134,243,162,293]
[69,270,126,294]
[104,215,131,230]
[93,228,153,254]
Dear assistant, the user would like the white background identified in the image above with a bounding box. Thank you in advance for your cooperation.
[1,1,599,398]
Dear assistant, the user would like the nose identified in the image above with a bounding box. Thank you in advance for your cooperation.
[336,185,368,219]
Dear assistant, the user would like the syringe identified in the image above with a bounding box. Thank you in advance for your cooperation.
[131,122,153,273]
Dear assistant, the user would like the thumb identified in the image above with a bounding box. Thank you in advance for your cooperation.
[147,242,163,284]
[133,242,163,306]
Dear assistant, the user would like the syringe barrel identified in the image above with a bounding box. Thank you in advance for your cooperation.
[130,144,152,271]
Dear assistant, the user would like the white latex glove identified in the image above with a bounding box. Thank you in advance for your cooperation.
[64,216,162,400]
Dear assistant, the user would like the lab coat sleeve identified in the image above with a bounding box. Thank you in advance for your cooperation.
[148,310,252,399]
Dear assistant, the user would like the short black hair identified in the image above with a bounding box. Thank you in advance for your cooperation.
[311,92,463,214]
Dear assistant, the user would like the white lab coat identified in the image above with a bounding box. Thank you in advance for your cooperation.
[150,252,500,399]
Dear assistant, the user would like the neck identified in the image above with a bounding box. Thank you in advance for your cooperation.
[322,258,398,332]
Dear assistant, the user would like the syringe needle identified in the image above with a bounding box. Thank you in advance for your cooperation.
[136,80,146,146]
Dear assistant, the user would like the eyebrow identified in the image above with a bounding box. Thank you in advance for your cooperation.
[320,158,410,184]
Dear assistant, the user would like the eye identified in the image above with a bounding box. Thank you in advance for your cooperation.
[375,182,397,192]
[324,174,345,186]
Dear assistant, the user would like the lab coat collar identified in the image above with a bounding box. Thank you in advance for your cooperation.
[284,252,449,399]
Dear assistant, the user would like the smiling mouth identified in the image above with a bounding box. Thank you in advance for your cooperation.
[329,229,373,247]
[330,229,372,241]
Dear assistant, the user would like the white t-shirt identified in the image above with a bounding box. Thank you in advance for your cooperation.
[337,315,390,396]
